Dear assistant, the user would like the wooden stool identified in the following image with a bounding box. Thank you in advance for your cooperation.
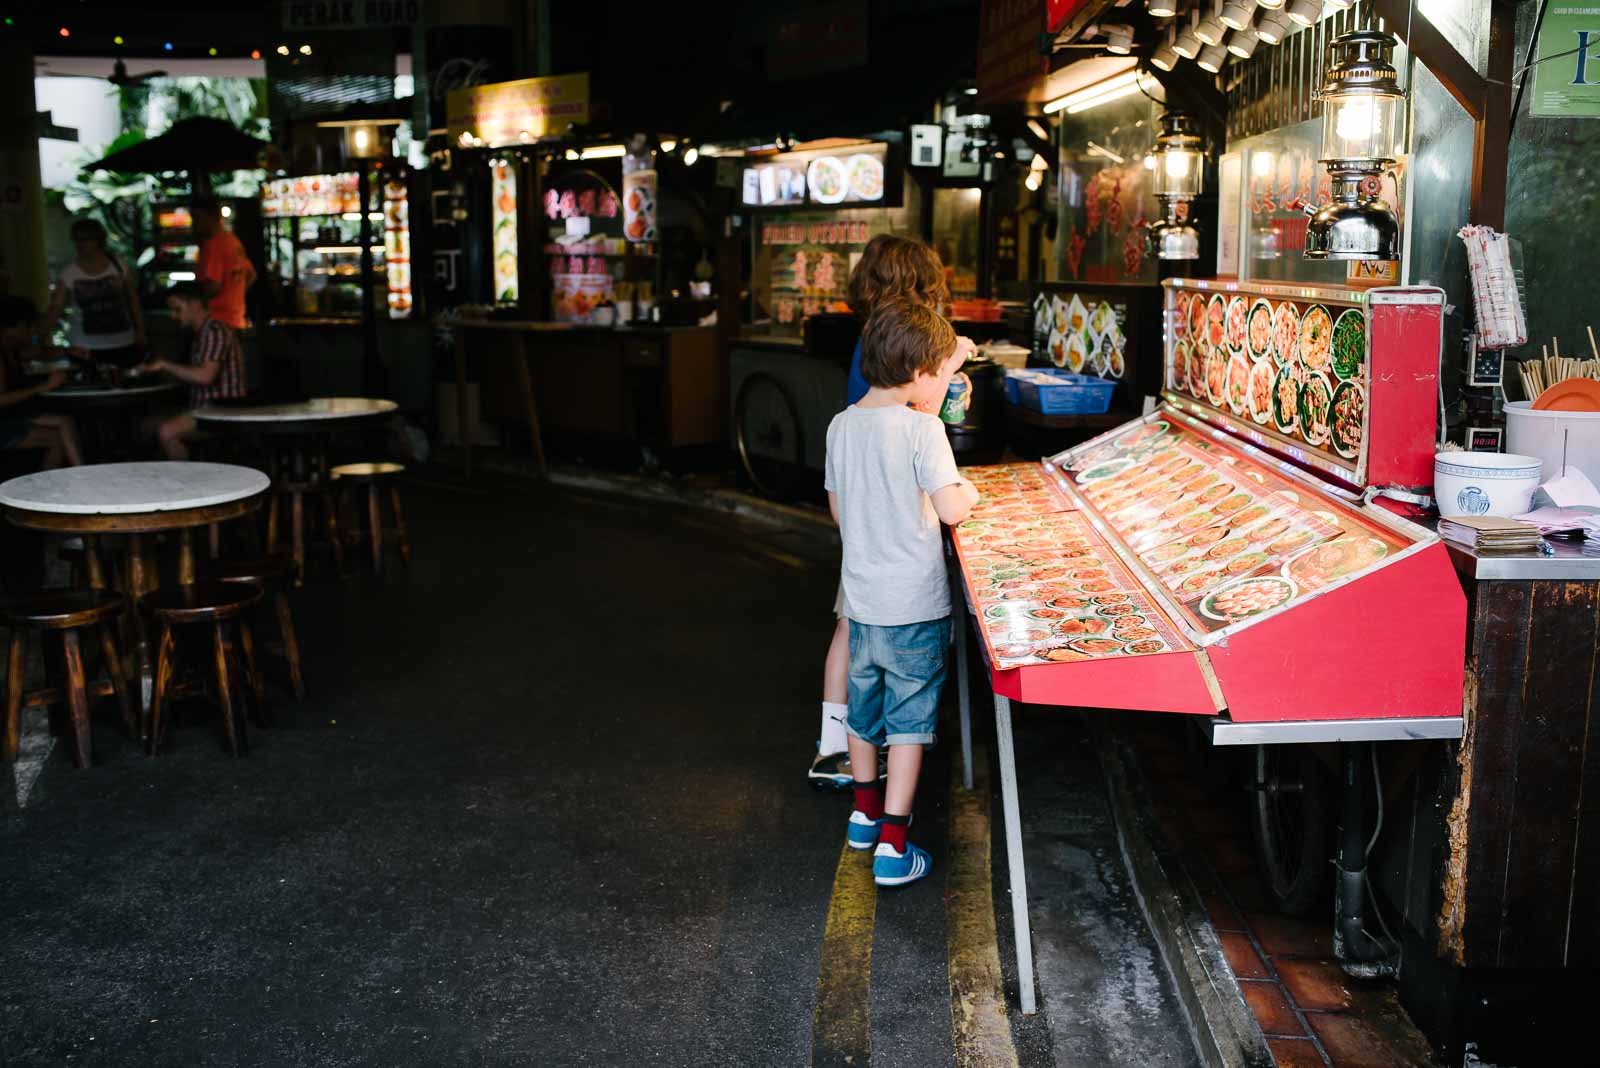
[3,590,132,769]
[331,463,411,573]
[211,554,305,701]
[265,476,345,587]
[148,580,263,757]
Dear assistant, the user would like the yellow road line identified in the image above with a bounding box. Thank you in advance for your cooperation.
[812,840,877,1067]
[947,745,1021,1068]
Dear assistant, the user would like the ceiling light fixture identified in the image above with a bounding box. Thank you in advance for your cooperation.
[1228,25,1261,58]
[1196,40,1229,73]
[1151,26,1180,71]
[1174,12,1203,59]
[1255,10,1292,44]
[1286,0,1321,27]
[1103,24,1135,55]
[1148,0,1178,16]
[1026,118,1050,141]
[1196,2,1227,45]
[1220,0,1255,31]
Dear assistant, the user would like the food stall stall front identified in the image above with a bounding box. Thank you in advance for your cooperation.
[257,165,431,409]
[949,272,1466,1014]
[444,73,722,474]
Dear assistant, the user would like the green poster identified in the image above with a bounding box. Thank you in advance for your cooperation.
[1532,9,1600,117]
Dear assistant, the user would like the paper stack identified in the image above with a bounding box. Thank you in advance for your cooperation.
[1438,516,1544,553]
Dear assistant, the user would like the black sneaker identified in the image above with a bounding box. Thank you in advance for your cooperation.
[808,749,887,791]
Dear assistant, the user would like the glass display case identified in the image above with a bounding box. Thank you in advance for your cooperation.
[149,201,198,295]
[261,172,413,320]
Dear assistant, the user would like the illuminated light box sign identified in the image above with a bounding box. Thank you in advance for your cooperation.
[739,144,897,209]
[448,72,590,149]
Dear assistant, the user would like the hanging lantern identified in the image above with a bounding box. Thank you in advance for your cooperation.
[1305,29,1406,261]
[1146,111,1205,261]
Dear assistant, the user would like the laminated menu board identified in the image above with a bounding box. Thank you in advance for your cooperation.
[1161,279,1444,492]
[1030,281,1164,412]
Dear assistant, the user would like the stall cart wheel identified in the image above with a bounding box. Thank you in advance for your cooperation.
[735,372,805,500]
[1248,744,1333,917]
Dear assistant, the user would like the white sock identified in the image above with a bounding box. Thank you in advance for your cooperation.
[819,702,849,757]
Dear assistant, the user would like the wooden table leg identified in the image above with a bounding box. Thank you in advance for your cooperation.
[177,528,196,587]
[124,533,154,740]
[455,327,473,477]
[513,335,548,478]
[83,535,106,590]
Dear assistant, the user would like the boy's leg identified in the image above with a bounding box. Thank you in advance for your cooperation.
[32,415,82,467]
[872,618,950,880]
[157,414,198,461]
[843,621,889,848]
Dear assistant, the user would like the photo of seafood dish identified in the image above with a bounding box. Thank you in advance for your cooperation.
[1285,535,1389,591]
[1206,295,1228,354]
[1106,332,1126,378]
[1248,360,1274,425]
[1272,364,1299,434]
[1068,638,1124,656]
[1047,329,1069,367]
[1090,301,1115,335]
[1330,380,1365,459]
[1188,344,1208,399]
[1331,309,1365,380]
[1205,351,1228,406]
[1171,342,1196,391]
[1171,293,1190,340]
[1065,332,1089,372]
[1124,638,1168,655]
[1068,295,1089,333]
[1226,296,1249,353]
[807,156,848,203]
[1189,293,1209,352]
[845,153,884,200]
[1053,295,1071,334]
[1225,353,1252,414]
[1298,304,1333,372]
[1271,301,1300,366]
[1299,373,1333,446]
[1247,299,1273,359]
[1200,576,1297,622]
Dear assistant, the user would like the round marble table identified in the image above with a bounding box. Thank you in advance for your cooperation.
[43,381,182,406]
[193,397,397,434]
[0,462,270,739]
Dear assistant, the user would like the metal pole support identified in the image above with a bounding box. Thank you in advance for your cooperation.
[993,693,1037,1015]
[955,612,973,791]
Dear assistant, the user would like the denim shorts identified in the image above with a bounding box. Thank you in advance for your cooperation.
[846,617,951,748]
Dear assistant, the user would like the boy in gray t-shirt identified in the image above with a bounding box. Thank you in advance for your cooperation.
[824,299,978,888]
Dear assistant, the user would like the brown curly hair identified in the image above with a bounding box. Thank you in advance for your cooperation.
[847,234,948,320]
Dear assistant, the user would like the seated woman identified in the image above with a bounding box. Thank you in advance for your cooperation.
[0,296,84,468]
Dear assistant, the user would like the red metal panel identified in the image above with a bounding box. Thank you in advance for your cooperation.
[990,649,1219,715]
[1365,292,1444,493]
[1205,542,1466,722]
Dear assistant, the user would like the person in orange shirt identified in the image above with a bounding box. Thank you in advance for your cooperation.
[191,198,255,330]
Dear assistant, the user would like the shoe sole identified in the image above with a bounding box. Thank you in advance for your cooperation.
[809,775,853,792]
[847,838,877,851]
[874,866,931,887]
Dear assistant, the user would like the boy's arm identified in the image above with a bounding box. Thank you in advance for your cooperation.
[828,491,841,525]
[930,478,979,526]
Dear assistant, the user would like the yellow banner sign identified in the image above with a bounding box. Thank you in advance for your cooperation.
[448,72,589,148]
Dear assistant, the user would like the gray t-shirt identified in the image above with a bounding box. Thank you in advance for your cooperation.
[824,404,963,626]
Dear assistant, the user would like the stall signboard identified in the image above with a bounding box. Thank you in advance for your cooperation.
[490,159,518,303]
[977,0,1046,107]
[1531,10,1600,117]
[622,166,657,243]
[447,72,590,149]
[739,144,892,209]
[768,0,868,81]
[262,173,360,217]
[283,1,420,29]
[754,213,883,335]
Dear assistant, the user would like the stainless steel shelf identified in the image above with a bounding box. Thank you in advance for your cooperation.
[1208,715,1464,745]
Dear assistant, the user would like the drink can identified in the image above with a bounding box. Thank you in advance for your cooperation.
[940,378,969,425]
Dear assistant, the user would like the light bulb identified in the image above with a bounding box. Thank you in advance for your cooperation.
[1228,26,1260,57]
[1164,151,1194,179]
[684,146,699,166]
[1196,41,1229,73]
[1144,154,1157,171]
[354,128,370,153]
[1196,9,1225,45]
[1256,10,1291,43]
[1220,0,1255,31]
[1025,170,1042,191]
[1334,95,1378,144]
[1148,0,1178,15]
[1174,23,1202,58]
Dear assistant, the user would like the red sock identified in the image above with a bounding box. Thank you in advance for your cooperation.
[880,813,909,852]
[852,782,883,820]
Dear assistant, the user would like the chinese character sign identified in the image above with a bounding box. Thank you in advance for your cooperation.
[1532,10,1600,117]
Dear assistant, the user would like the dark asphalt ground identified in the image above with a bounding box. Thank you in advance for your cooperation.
[1,473,1196,1066]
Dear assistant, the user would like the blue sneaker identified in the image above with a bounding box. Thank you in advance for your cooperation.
[846,810,880,850]
[873,841,932,887]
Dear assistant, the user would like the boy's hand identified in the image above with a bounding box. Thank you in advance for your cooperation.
[39,369,68,392]
[954,371,973,411]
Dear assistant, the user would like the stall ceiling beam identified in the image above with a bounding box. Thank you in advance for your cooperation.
[1370,0,1485,121]
[1369,0,1517,229]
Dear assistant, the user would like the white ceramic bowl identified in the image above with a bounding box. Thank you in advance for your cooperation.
[1434,451,1542,517]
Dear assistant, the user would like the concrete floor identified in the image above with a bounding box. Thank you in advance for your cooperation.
[1,473,1196,1066]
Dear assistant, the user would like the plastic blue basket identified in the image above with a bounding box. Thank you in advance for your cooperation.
[1013,370,1115,415]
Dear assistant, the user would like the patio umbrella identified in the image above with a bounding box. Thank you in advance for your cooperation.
[82,116,269,190]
